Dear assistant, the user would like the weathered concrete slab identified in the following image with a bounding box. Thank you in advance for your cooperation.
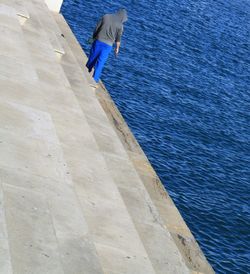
[57,236,104,274]
[136,223,190,274]
[0,185,12,274]
[48,107,98,149]
[0,78,46,112]
[95,242,155,274]
[0,130,69,182]
[48,195,104,274]
[40,84,82,113]
[0,166,103,274]
[3,183,64,274]
[0,0,30,25]
[103,152,145,190]
[60,143,156,272]
[91,138,192,274]
[0,3,16,18]
[0,238,12,274]
[31,0,65,54]
[0,55,38,84]
[0,166,69,197]
[0,100,58,143]
[0,26,28,60]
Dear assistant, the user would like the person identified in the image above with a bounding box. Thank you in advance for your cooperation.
[86,9,128,85]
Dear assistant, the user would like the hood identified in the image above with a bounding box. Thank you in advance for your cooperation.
[115,9,128,23]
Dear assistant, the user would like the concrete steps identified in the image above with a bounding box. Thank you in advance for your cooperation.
[16,1,156,273]
[0,3,63,274]
[34,5,158,274]
[0,0,214,273]
[53,12,193,274]
[0,1,103,274]
[31,0,65,56]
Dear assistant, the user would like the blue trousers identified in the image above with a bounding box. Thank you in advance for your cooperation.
[86,40,112,83]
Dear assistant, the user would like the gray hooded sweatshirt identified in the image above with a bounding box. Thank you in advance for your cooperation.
[93,9,128,46]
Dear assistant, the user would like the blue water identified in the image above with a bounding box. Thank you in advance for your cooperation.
[61,1,250,273]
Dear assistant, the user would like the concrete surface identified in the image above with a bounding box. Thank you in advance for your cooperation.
[44,0,63,12]
[0,0,214,273]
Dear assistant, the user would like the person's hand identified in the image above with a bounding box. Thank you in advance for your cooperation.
[114,47,119,57]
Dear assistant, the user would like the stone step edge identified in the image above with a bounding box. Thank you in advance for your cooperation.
[32,0,65,55]
[53,11,214,274]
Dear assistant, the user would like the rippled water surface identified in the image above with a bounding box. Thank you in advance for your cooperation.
[61,0,250,273]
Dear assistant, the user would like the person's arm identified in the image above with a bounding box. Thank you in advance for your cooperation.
[93,17,103,39]
[114,26,123,56]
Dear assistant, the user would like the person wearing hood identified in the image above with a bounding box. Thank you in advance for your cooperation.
[86,9,128,84]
